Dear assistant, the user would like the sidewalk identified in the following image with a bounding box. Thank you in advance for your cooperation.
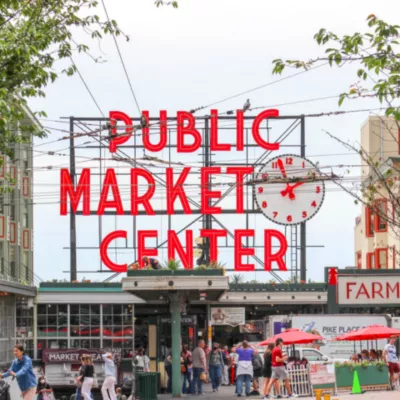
[158,384,400,399]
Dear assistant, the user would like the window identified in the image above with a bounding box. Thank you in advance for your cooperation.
[0,242,4,275]
[302,350,323,362]
[0,193,3,214]
[365,206,374,237]
[374,199,388,232]
[366,252,375,269]
[356,251,362,269]
[393,246,397,269]
[22,177,30,197]
[375,248,388,269]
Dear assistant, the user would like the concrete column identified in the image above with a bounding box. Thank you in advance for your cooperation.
[169,293,182,398]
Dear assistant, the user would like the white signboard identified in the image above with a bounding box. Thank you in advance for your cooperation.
[338,275,400,305]
[291,315,388,360]
[210,307,245,326]
[309,362,336,385]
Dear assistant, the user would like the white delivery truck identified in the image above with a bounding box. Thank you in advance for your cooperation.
[266,314,391,360]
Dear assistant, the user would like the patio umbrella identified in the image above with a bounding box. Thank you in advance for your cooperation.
[258,328,324,346]
[331,325,400,341]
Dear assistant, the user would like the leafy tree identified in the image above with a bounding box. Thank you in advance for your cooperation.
[272,15,400,120]
[272,14,400,263]
[0,0,177,159]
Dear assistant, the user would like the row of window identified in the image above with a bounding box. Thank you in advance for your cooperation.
[356,247,396,269]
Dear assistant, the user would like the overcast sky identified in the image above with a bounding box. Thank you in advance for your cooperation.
[30,0,400,283]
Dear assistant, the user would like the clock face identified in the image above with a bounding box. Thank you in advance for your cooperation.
[254,154,325,225]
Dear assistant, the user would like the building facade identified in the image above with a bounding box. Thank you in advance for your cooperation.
[354,116,400,269]
[0,105,37,366]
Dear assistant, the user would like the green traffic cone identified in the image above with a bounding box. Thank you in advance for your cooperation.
[351,370,363,394]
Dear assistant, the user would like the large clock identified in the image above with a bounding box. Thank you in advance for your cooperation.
[254,154,325,225]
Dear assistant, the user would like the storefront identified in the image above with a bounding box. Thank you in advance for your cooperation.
[0,281,36,367]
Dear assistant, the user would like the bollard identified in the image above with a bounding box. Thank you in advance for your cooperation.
[314,389,323,400]
[323,394,331,400]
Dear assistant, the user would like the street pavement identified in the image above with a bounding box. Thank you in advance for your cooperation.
[158,384,400,399]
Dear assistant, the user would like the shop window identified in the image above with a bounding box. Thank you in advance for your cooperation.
[366,252,375,269]
[365,206,374,237]
[356,251,362,269]
[374,199,388,232]
[375,248,388,269]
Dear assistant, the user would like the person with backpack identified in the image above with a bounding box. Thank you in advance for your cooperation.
[221,346,231,386]
[252,350,263,394]
[208,343,224,392]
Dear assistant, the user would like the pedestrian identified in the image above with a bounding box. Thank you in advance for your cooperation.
[143,350,150,372]
[383,336,399,388]
[133,348,145,373]
[36,375,52,400]
[264,338,297,399]
[377,349,383,361]
[251,349,263,393]
[75,355,93,400]
[181,345,193,394]
[263,344,280,398]
[360,350,369,361]
[369,349,377,361]
[102,352,116,400]
[163,349,172,393]
[234,341,256,397]
[0,345,37,400]
[221,346,231,386]
[80,355,95,400]
[350,353,359,363]
[116,387,127,400]
[230,347,239,385]
[192,340,207,395]
[208,343,224,392]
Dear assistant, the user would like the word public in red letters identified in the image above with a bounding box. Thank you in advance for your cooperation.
[60,109,289,273]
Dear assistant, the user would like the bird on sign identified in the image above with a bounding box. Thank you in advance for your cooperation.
[242,99,251,112]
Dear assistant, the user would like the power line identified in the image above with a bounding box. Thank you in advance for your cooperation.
[100,0,141,115]
[192,62,330,113]
[69,57,105,118]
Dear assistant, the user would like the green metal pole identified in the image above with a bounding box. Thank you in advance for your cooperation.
[170,293,182,398]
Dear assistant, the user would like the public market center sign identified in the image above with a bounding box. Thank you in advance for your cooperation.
[60,109,289,273]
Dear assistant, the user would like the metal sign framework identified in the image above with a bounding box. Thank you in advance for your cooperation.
[66,113,321,283]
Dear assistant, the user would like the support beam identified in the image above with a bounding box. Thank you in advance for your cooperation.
[70,117,77,282]
[170,293,182,398]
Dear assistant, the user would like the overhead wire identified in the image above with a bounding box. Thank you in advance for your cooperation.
[100,0,141,116]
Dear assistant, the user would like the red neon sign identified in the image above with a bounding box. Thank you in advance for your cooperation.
[61,109,289,273]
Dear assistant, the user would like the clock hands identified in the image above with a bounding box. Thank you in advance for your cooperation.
[277,159,287,178]
[281,182,305,200]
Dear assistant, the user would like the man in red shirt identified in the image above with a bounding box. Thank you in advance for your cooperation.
[264,338,297,399]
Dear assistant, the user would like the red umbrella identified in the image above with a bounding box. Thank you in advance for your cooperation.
[332,325,400,341]
[258,328,324,346]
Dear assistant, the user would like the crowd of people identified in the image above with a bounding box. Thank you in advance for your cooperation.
[163,339,298,398]
[348,336,399,388]
[0,345,124,400]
